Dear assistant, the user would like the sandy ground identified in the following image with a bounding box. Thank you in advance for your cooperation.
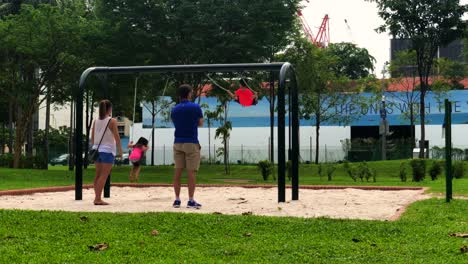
[0,187,430,221]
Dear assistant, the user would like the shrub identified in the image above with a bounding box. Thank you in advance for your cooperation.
[343,161,358,182]
[326,164,336,181]
[0,153,14,168]
[357,162,373,182]
[429,161,443,181]
[410,159,426,182]
[257,160,273,181]
[399,162,407,182]
[453,161,465,179]
[318,164,323,180]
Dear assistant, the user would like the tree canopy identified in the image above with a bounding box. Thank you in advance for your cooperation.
[367,0,466,158]
[326,42,376,79]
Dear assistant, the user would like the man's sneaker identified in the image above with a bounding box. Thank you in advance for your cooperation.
[173,200,181,208]
[187,200,202,209]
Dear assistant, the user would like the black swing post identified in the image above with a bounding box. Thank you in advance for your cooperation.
[75,63,299,203]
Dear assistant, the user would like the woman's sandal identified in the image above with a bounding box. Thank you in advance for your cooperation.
[93,200,109,206]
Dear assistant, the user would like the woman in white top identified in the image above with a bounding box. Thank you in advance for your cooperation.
[91,100,123,205]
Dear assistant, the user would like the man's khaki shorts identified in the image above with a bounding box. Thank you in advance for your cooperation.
[173,143,201,171]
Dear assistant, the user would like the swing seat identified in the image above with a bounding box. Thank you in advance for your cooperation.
[235,88,257,107]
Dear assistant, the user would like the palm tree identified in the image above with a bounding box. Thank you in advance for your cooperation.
[215,120,232,175]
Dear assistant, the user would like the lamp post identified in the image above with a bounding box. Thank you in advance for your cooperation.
[380,95,387,160]
[380,62,389,160]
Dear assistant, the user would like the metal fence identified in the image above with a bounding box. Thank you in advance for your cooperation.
[142,144,345,165]
[141,144,468,165]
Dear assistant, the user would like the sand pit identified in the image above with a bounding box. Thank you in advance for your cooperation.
[0,186,430,220]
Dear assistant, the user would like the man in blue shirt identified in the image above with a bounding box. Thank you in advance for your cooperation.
[171,84,204,209]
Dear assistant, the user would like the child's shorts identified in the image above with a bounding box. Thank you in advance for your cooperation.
[131,159,141,167]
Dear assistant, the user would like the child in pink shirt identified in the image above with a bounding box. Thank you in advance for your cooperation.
[128,137,149,182]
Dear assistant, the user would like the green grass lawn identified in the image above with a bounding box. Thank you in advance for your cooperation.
[1,160,467,196]
[0,198,467,263]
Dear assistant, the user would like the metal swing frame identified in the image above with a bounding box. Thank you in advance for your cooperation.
[75,62,299,203]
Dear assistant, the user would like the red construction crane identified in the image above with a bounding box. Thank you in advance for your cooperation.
[297,1,330,48]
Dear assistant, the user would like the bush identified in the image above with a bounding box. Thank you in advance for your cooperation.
[410,159,426,182]
[257,160,273,181]
[453,161,465,179]
[343,161,358,182]
[0,153,14,168]
[429,161,443,181]
[318,164,323,180]
[399,162,407,182]
[326,164,336,181]
[357,162,373,182]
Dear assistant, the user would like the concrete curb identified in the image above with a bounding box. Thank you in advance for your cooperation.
[0,184,425,196]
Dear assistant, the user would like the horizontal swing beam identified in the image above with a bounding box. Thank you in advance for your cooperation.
[75,62,299,203]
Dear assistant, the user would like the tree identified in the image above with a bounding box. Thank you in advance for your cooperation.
[95,0,301,103]
[387,50,420,148]
[0,3,96,167]
[368,0,466,158]
[326,42,376,79]
[281,39,368,164]
[437,58,467,89]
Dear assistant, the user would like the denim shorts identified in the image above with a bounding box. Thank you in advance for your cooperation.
[96,152,115,164]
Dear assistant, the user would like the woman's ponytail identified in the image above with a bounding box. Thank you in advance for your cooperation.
[98,100,112,119]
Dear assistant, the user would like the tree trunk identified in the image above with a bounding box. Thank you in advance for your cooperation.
[315,119,320,164]
[68,100,74,171]
[151,102,155,166]
[44,90,50,169]
[84,91,90,169]
[8,100,13,155]
[269,75,275,179]
[224,103,229,174]
[410,103,415,149]
[419,88,426,158]
[270,99,275,164]
[13,127,24,168]
[13,107,28,168]
[208,119,211,164]
[26,115,33,161]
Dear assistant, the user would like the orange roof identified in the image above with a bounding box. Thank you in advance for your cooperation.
[387,77,468,92]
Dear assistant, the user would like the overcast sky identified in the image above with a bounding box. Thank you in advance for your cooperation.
[302,0,468,76]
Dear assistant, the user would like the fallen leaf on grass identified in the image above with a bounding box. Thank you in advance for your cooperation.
[88,243,109,251]
[242,211,253,216]
[243,233,252,237]
[151,229,159,236]
[450,233,468,238]
[79,216,89,222]
[352,238,361,243]
[461,245,468,253]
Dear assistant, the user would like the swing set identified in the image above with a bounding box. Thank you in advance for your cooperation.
[206,73,259,107]
[75,63,299,203]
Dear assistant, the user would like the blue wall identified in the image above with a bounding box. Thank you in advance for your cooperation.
[142,90,468,128]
